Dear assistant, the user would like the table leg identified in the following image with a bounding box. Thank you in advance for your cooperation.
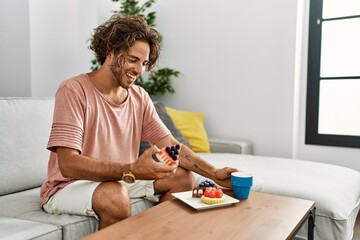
[308,207,316,240]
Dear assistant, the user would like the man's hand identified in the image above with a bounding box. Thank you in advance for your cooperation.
[130,145,179,180]
[212,167,239,189]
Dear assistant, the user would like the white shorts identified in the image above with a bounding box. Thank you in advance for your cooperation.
[43,180,160,219]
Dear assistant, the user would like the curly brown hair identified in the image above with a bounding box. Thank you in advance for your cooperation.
[90,15,160,71]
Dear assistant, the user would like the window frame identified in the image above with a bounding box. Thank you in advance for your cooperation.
[305,0,360,148]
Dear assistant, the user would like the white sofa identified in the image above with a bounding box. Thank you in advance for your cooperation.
[0,97,359,240]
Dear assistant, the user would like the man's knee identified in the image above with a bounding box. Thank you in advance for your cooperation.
[92,181,131,222]
[175,167,195,190]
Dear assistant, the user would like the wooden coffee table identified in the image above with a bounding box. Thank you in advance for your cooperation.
[82,191,315,240]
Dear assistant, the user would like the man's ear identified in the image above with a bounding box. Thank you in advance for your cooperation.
[107,50,114,59]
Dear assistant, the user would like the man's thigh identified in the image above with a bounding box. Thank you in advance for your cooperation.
[43,180,160,217]
[43,180,101,218]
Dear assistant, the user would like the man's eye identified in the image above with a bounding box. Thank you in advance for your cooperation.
[127,57,136,63]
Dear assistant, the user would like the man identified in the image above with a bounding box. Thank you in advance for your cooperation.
[40,15,238,229]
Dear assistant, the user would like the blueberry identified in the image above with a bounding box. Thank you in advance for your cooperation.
[175,144,180,150]
[166,147,171,153]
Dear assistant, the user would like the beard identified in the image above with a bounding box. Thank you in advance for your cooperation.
[110,58,137,89]
[110,65,128,89]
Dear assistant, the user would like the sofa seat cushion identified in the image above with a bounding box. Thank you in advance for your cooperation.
[196,153,360,240]
[0,188,98,240]
[0,188,155,240]
[0,215,61,240]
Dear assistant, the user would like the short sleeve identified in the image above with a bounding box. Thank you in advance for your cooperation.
[47,82,85,152]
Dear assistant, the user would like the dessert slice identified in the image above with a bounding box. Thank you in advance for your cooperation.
[200,187,226,204]
[152,144,181,166]
[192,180,216,198]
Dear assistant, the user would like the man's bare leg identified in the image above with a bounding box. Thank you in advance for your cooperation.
[92,181,131,229]
[154,167,194,202]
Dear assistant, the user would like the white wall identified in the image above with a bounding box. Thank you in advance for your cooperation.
[29,0,97,96]
[1,0,359,171]
[153,0,298,158]
[0,0,97,97]
[0,0,31,96]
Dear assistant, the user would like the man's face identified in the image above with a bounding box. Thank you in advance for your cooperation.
[111,40,150,89]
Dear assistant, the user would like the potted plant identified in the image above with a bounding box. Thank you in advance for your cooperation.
[90,0,180,97]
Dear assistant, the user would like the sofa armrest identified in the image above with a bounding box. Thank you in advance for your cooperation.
[208,137,253,155]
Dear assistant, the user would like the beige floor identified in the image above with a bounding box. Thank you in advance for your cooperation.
[354,212,360,240]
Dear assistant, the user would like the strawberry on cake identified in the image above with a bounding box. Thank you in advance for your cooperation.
[201,187,225,204]
[192,180,226,204]
[193,180,216,197]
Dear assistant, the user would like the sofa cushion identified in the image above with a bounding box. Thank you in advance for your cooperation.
[0,187,155,240]
[0,215,61,240]
[139,101,190,155]
[0,97,54,196]
[166,106,210,153]
[0,188,98,239]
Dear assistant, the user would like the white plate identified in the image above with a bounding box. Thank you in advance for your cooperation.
[171,191,239,210]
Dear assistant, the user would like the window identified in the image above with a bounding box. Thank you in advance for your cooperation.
[306,0,360,148]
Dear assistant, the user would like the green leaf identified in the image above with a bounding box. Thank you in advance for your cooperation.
[135,67,180,96]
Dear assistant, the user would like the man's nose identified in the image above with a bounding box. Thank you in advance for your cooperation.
[134,63,145,75]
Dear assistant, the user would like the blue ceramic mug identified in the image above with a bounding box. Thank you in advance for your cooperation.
[231,172,253,199]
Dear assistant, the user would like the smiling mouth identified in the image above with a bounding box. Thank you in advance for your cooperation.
[126,72,137,81]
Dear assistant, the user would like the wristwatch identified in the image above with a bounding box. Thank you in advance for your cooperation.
[122,172,135,183]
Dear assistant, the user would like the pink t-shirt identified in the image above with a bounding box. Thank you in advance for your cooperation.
[40,74,170,205]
